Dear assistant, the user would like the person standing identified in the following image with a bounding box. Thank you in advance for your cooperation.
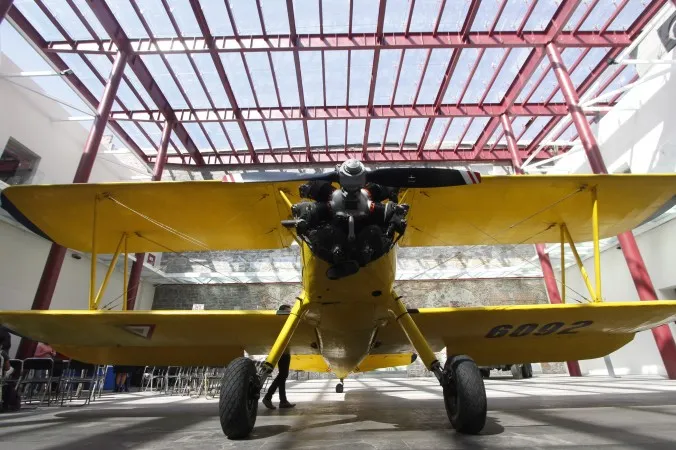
[262,350,295,410]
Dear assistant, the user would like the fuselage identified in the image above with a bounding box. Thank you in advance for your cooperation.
[299,241,397,378]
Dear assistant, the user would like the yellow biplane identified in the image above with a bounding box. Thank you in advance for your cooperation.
[2,160,676,438]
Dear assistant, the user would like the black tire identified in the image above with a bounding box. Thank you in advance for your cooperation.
[479,368,491,379]
[219,357,259,439]
[522,363,533,379]
[335,383,344,393]
[443,355,487,435]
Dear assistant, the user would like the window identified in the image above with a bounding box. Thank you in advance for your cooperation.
[0,138,41,185]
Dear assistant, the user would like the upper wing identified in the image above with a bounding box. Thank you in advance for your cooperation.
[401,174,676,246]
[0,310,318,366]
[0,180,302,253]
[374,301,676,366]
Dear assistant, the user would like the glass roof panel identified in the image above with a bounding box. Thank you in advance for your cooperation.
[72,0,109,39]
[414,49,452,105]
[579,0,619,31]
[393,49,429,105]
[84,53,111,79]
[184,122,214,151]
[164,54,211,109]
[385,118,408,145]
[352,0,379,33]
[138,122,162,148]
[166,0,201,37]
[259,0,290,34]
[322,0,350,34]
[170,135,188,154]
[347,119,367,147]
[326,119,346,146]
[607,0,645,31]
[484,47,530,103]
[220,54,257,108]
[105,0,150,39]
[437,0,471,32]
[464,116,490,142]
[571,47,610,89]
[383,0,408,33]
[122,67,158,109]
[198,1,234,36]
[367,119,388,145]
[463,48,503,103]
[224,123,247,151]
[562,1,593,32]
[42,0,93,40]
[270,52,300,107]
[426,118,451,148]
[202,123,231,152]
[59,53,104,99]
[372,49,401,105]
[408,0,441,33]
[494,0,531,32]
[136,0,175,38]
[521,116,553,141]
[471,0,500,32]
[299,51,324,107]
[245,53,280,108]
[117,121,154,153]
[244,122,269,150]
[141,54,188,109]
[441,48,481,104]
[284,120,306,148]
[404,118,427,145]
[14,1,64,41]
[324,50,348,106]
[522,0,558,32]
[115,78,145,111]
[307,121,325,148]
[190,54,230,109]
[230,0,262,35]
[348,50,374,105]
[291,0,318,33]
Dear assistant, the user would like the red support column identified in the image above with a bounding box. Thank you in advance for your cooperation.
[0,0,13,24]
[125,120,173,310]
[545,43,676,379]
[501,114,582,376]
[17,50,128,359]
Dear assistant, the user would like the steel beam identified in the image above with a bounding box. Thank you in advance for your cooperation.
[362,0,387,156]
[286,0,311,159]
[110,103,599,123]
[126,120,173,310]
[42,32,634,55]
[87,0,204,165]
[546,42,676,379]
[17,50,128,359]
[0,0,13,24]
[501,113,583,377]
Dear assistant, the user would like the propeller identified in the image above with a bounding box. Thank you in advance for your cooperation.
[225,160,481,189]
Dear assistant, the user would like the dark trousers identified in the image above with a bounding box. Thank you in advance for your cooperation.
[265,353,290,402]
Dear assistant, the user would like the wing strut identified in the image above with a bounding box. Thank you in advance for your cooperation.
[559,185,602,303]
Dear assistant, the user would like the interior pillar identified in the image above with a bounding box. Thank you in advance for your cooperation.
[17,50,129,359]
[500,113,582,377]
[545,42,676,379]
[125,120,174,310]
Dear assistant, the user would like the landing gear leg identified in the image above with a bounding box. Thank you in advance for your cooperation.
[336,378,344,393]
[218,297,307,439]
[390,295,487,434]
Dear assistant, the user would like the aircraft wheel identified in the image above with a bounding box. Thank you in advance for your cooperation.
[522,363,533,379]
[219,357,259,439]
[335,383,344,393]
[443,355,487,435]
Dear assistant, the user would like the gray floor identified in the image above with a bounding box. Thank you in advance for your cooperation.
[3,375,676,449]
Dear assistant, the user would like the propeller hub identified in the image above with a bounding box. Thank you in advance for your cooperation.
[338,159,366,192]
[342,159,364,175]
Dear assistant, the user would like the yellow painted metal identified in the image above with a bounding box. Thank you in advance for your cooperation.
[289,355,330,372]
[591,186,602,302]
[389,295,439,369]
[278,189,293,211]
[89,196,99,310]
[3,175,676,252]
[123,234,128,311]
[562,224,597,301]
[355,353,415,372]
[560,224,566,304]
[264,296,308,368]
[94,234,125,309]
[3,301,676,366]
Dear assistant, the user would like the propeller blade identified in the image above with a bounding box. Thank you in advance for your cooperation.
[223,171,338,183]
[365,168,481,188]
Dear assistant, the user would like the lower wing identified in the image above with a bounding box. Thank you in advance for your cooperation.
[0,310,318,366]
[375,301,676,366]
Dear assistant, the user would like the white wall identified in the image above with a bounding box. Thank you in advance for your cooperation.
[0,52,156,357]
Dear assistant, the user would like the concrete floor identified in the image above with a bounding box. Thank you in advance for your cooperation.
[3,375,676,449]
